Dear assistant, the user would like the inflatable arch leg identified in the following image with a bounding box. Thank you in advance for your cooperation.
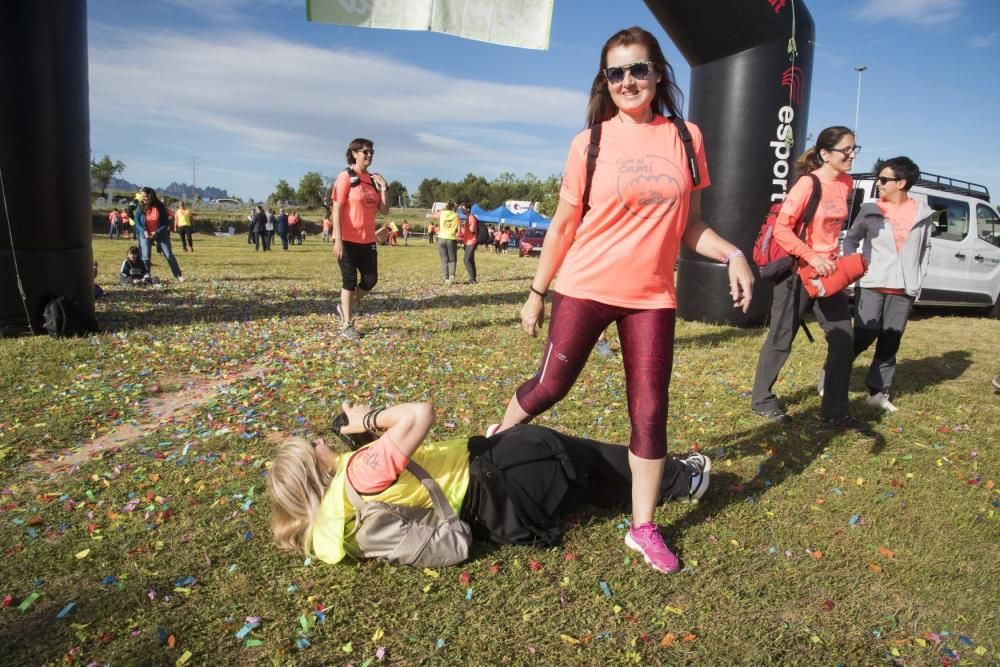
[0,1,93,336]
[645,0,815,326]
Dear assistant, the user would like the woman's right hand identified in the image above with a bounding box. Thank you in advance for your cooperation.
[807,255,836,277]
[333,239,344,260]
[521,294,545,337]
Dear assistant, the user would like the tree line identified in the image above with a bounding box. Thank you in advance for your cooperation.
[413,172,561,215]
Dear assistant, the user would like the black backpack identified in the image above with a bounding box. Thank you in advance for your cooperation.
[345,168,380,191]
[475,217,492,245]
[42,296,99,338]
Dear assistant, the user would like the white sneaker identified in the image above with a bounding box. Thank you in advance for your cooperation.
[864,392,898,413]
[682,453,711,502]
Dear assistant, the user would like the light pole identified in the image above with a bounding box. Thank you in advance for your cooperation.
[853,65,867,138]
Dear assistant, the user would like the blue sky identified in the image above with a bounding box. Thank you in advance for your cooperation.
[88,0,1000,203]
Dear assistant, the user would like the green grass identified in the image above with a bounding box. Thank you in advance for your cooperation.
[1,234,997,665]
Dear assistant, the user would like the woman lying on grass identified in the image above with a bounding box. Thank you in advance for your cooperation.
[267,401,710,566]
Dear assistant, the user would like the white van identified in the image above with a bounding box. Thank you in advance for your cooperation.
[846,172,1000,316]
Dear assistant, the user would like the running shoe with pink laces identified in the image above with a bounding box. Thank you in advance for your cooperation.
[625,522,680,573]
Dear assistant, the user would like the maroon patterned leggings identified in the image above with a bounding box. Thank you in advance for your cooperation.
[515,292,676,460]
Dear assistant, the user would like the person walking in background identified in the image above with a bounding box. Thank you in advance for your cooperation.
[108,208,121,240]
[843,156,935,413]
[174,201,194,252]
[434,201,460,284]
[499,227,510,255]
[402,220,410,245]
[252,206,267,251]
[388,220,399,246]
[263,207,275,251]
[489,27,752,575]
[288,209,300,246]
[427,222,435,244]
[121,209,133,240]
[248,208,257,246]
[750,126,864,430]
[460,202,479,284]
[130,186,184,282]
[277,207,290,251]
[331,137,389,341]
[322,210,332,242]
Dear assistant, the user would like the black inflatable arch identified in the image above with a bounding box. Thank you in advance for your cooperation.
[646,0,815,325]
[0,1,812,334]
[0,1,92,336]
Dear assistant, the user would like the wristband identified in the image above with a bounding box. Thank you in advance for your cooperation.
[362,406,387,433]
[529,286,547,298]
[721,249,744,265]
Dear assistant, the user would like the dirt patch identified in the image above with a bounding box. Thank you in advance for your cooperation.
[23,366,271,476]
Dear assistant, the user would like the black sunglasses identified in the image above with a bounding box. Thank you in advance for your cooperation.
[604,61,656,84]
[355,148,375,156]
[828,145,861,157]
[877,176,903,185]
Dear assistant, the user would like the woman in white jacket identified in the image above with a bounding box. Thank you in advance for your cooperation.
[842,156,934,412]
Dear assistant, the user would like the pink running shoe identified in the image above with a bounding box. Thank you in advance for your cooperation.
[625,522,680,573]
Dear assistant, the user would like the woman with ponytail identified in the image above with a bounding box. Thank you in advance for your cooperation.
[751,126,866,430]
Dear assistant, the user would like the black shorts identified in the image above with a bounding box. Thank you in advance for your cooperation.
[338,241,378,291]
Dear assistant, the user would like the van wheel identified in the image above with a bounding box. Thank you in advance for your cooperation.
[985,298,1000,319]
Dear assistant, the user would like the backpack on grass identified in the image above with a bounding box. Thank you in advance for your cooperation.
[42,296,99,338]
[344,459,472,567]
[752,174,821,282]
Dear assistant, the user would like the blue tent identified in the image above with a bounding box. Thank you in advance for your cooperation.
[504,208,550,229]
[458,203,505,223]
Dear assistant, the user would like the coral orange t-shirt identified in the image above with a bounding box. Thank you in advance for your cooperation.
[332,170,379,244]
[556,116,710,309]
[772,171,853,262]
[877,197,919,251]
[144,205,159,234]
[346,433,409,494]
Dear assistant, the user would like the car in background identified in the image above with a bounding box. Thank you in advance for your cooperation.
[518,228,547,257]
[845,171,1000,317]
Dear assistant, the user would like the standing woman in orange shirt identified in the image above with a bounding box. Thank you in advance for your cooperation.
[489,27,753,574]
[750,126,865,430]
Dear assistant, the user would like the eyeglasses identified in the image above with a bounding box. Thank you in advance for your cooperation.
[604,61,656,84]
[877,176,903,185]
[355,148,375,156]
[828,145,861,157]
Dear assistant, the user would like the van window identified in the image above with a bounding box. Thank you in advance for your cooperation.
[927,195,970,242]
[977,204,1000,248]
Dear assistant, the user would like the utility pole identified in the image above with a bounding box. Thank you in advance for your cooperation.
[191,156,198,200]
[853,66,867,139]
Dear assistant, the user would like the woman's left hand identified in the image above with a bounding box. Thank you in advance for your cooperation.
[339,401,371,434]
[727,255,754,313]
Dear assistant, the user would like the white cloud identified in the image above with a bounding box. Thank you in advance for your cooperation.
[854,0,962,26]
[88,22,584,197]
[967,33,996,48]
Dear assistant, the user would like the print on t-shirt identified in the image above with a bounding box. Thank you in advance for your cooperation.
[361,184,379,210]
[616,155,685,220]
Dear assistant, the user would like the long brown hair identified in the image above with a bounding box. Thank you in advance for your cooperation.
[796,126,854,174]
[585,27,684,128]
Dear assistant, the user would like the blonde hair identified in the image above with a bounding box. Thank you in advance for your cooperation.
[267,438,334,555]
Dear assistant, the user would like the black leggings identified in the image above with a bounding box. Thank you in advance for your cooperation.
[461,424,692,546]
[338,241,378,291]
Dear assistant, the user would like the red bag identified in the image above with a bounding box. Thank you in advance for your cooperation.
[753,174,821,282]
[797,253,868,299]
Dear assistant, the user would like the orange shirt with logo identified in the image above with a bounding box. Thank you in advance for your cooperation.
[555,116,710,309]
[773,171,853,262]
[332,170,379,244]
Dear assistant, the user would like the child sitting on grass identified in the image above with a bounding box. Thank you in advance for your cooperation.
[119,246,152,286]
